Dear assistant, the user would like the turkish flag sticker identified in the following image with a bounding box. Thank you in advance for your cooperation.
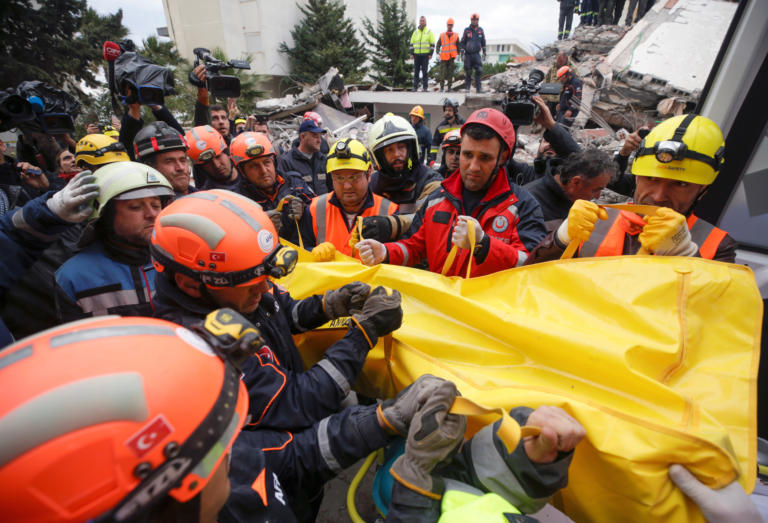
[210,252,226,262]
[126,415,174,458]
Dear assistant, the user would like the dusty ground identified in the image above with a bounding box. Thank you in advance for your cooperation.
[317,457,381,523]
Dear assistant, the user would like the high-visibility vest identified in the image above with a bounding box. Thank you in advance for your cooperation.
[310,192,397,258]
[438,480,522,522]
[440,32,459,60]
[410,27,435,55]
[578,207,729,259]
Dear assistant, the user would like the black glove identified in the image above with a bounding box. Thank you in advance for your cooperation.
[323,281,371,319]
[361,215,399,242]
[350,286,403,348]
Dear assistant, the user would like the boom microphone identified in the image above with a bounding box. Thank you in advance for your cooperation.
[103,41,122,62]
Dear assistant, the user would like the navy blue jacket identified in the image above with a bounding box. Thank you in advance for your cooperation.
[0,193,73,347]
[412,120,432,165]
[277,143,330,195]
[370,164,443,215]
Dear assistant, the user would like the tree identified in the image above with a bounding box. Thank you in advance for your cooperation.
[0,1,128,100]
[361,0,414,88]
[279,0,367,84]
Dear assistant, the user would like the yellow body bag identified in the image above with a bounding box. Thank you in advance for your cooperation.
[279,248,761,522]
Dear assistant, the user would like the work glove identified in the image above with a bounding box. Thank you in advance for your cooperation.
[362,215,399,242]
[323,281,371,319]
[46,170,99,223]
[283,195,305,221]
[639,208,698,256]
[311,241,336,262]
[390,381,466,496]
[451,215,485,250]
[350,286,402,348]
[355,239,387,266]
[669,464,762,523]
[265,209,283,233]
[379,374,456,436]
[557,199,608,246]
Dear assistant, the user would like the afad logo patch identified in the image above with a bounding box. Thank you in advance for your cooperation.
[125,414,174,458]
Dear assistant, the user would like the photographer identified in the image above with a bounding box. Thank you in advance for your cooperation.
[117,84,184,162]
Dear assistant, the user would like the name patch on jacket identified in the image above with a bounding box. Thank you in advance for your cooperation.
[432,211,452,224]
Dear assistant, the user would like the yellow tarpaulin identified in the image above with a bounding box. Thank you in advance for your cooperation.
[279,249,762,522]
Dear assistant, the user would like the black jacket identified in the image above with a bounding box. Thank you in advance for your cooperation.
[506,123,581,186]
[412,120,432,165]
[278,143,330,195]
[370,164,443,214]
[524,174,572,232]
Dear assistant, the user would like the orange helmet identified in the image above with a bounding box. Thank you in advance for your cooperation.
[0,315,248,522]
[229,131,276,171]
[447,17,454,25]
[557,65,571,79]
[441,128,461,150]
[184,125,227,164]
[471,13,479,20]
[151,189,297,288]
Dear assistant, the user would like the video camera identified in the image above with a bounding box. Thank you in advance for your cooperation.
[0,89,34,132]
[15,81,81,134]
[105,39,176,107]
[502,69,561,126]
[188,48,250,98]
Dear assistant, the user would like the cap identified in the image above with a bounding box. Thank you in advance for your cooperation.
[299,120,326,134]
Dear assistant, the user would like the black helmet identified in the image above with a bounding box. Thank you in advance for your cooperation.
[442,98,459,111]
[133,121,187,162]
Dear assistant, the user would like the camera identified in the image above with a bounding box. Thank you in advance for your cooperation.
[15,81,81,134]
[502,69,561,126]
[112,41,176,106]
[0,89,34,132]
[188,48,250,98]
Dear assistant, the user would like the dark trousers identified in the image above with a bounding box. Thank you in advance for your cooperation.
[613,0,625,24]
[625,0,648,24]
[464,53,482,92]
[440,58,455,90]
[580,0,599,25]
[413,54,429,91]
[558,3,575,39]
[599,0,614,24]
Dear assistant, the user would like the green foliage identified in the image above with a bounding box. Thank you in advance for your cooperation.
[279,0,368,84]
[361,0,415,88]
[0,1,128,100]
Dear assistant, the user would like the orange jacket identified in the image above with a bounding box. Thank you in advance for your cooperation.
[438,31,459,60]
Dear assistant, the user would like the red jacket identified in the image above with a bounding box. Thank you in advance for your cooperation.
[385,167,546,277]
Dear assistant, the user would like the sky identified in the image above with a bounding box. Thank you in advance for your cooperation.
[88,0,560,52]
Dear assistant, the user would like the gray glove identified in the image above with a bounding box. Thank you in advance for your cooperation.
[390,381,466,496]
[669,464,762,523]
[323,281,371,319]
[379,374,456,436]
[350,286,403,348]
[284,195,305,221]
[266,209,283,233]
[46,170,99,222]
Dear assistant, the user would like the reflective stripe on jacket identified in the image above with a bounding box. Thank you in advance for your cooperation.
[310,191,397,257]
[439,31,459,60]
[578,207,730,260]
[410,27,436,55]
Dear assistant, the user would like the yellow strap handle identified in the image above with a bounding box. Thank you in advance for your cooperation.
[560,203,663,259]
[277,196,304,250]
[349,216,364,257]
[384,334,539,454]
[441,218,476,278]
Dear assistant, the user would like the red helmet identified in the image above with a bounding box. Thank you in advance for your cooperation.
[303,111,322,127]
[184,125,227,164]
[0,315,248,522]
[461,108,516,152]
[441,128,461,150]
[229,131,276,170]
[151,189,297,288]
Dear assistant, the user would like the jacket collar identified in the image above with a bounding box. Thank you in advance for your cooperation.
[441,165,512,204]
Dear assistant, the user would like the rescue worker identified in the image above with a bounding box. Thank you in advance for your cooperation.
[295,111,330,154]
[0,171,98,346]
[544,53,574,115]
[229,131,313,239]
[460,13,486,94]
[555,65,583,127]
[428,98,464,164]
[409,105,431,165]
[558,0,578,39]
[360,114,442,243]
[526,114,737,263]
[436,18,459,92]
[580,0,599,25]
[133,121,195,197]
[0,316,250,522]
[410,16,435,92]
[437,128,461,178]
[148,189,408,520]
[297,138,398,257]
[74,133,130,172]
[355,108,547,278]
[278,118,330,195]
[184,124,241,191]
[234,116,247,136]
[55,161,174,322]
[525,148,616,231]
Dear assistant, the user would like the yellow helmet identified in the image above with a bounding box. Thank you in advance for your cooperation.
[75,133,129,167]
[632,114,725,185]
[409,105,425,120]
[327,138,372,173]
